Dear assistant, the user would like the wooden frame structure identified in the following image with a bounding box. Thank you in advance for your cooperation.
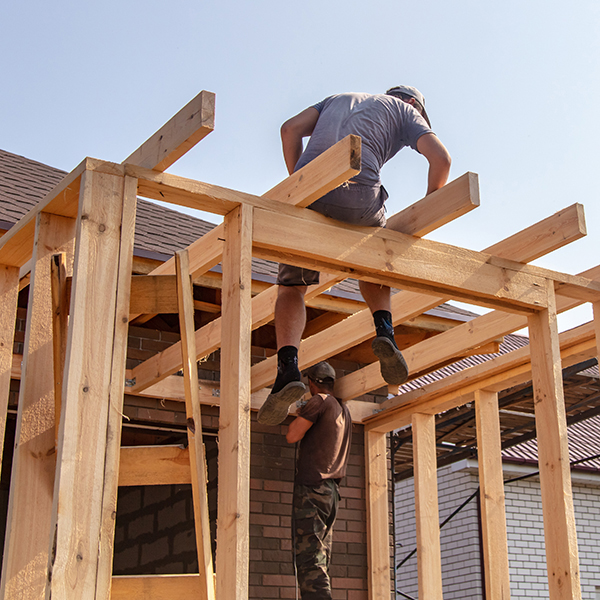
[0,90,598,600]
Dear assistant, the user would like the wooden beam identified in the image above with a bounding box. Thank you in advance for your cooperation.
[130,134,361,217]
[412,412,443,600]
[127,133,361,324]
[118,446,191,486]
[302,209,591,401]
[216,205,253,600]
[46,171,127,598]
[528,284,581,600]
[124,91,215,173]
[474,389,511,600]
[111,575,204,599]
[386,172,479,236]
[0,213,76,600]
[261,134,361,208]
[175,249,215,600]
[96,175,138,600]
[594,302,600,359]
[364,319,597,433]
[364,431,391,600]
[0,264,19,477]
[484,203,586,262]
[50,253,68,449]
[133,172,481,393]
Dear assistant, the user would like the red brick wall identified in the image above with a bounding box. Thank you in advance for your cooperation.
[249,415,369,600]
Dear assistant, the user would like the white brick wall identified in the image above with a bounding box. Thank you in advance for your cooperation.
[394,461,600,599]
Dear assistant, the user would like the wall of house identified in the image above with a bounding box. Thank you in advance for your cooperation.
[394,464,482,600]
[394,461,600,600]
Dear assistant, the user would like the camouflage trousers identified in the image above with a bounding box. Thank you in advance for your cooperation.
[293,479,340,600]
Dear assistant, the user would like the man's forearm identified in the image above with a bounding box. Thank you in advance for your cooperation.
[282,134,304,175]
[426,160,451,195]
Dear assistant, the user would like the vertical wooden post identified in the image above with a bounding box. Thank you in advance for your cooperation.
[528,283,581,600]
[50,252,68,449]
[593,301,600,357]
[0,212,76,600]
[95,175,138,600]
[216,205,253,600]
[0,264,19,476]
[475,389,511,600]
[365,430,391,600]
[412,412,443,600]
[176,249,216,600]
[46,170,128,598]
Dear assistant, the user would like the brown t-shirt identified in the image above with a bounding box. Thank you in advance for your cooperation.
[295,393,352,486]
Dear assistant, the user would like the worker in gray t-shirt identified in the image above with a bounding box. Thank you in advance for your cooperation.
[257,86,452,427]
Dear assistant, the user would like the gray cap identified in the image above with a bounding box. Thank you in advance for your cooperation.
[305,361,336,384]
[386,85,431,127]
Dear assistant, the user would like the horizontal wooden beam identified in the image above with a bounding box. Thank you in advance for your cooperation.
[386,172,479,236]
[252,207,549,313]
[124,90,215,173]
[336,264,600,401]
[363,319,598,433]
[130,134,361,217]
[253,205,589,394]
[111,575,204,600]
[118,446,191,486]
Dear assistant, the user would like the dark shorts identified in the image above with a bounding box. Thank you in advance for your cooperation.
[277,182,388,287]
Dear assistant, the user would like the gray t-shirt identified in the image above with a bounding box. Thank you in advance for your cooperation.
[295,92,433,185]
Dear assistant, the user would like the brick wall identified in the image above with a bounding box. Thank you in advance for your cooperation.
[249,416,370,600]
[394,461,600,600]
[394,464,482,600]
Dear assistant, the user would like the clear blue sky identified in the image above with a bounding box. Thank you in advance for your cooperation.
[2,0,599,331]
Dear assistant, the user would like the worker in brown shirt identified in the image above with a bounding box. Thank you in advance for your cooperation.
[286,361,352,600]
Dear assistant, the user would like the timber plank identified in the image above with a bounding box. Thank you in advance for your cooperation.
[528,284,581,600]
[475,390,511,600]
[364,320,597,433]
[252,207,549,312]
[364,431,391,600]
[47,171,126,598]
[96,175,138,600]
[124,91,215,173]
[111,575,203,599]
[50,253,68,449]
[0,264,19,478]
[133,171,481,393]
[0,213,76,599]
[412,413,443,600]
[118,446,191,486]
[336,264,600,403]
[175,250,215,600]
[216,205,253,600]
[386,171,479,235]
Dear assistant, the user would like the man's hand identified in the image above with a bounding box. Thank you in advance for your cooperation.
[280,107,320,175]
[417,133,451,195]
[286,415,314,443]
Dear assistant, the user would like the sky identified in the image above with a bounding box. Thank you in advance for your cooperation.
[2,0,599,332]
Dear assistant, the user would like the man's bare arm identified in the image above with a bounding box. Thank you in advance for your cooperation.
[417,132,452,195]
[280,107,320,174]
[286,415,314,443]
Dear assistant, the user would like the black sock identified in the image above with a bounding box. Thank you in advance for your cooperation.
[373,310,397,346]
[271,346,301,394]
[277,345,298,365]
